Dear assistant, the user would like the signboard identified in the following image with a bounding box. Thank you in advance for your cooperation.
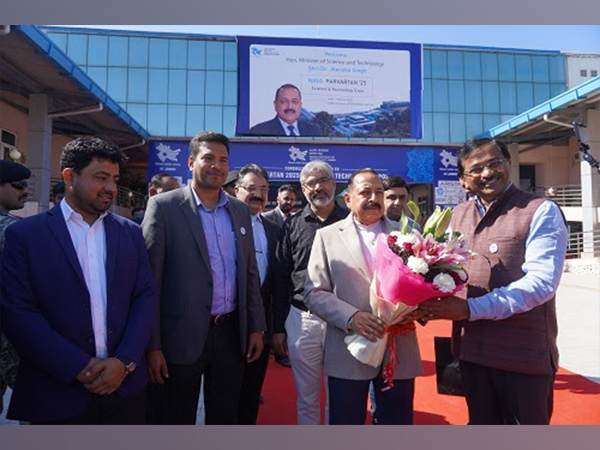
[236,36,422,139]
[147,140,465,207]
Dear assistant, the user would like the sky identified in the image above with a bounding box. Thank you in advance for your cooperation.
[60,25,600,53]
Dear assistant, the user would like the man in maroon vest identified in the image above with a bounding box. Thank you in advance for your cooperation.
[419,138,567,425]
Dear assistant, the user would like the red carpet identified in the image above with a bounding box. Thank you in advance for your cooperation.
[257,320,600,425]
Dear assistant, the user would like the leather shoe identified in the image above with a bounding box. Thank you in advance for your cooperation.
[275,355,291,368]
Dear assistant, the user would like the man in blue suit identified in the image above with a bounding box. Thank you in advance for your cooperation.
[0,137,156,424]
[249,84,322,137]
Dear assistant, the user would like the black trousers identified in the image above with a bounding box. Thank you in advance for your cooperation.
[328,376,414,425]
[460,359,555,425]
[33,391,147,425]
[158,317,244,425]
[237,339,270,425]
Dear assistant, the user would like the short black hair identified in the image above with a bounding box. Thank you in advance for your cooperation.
[383,175,410,194]
[278,184,296,195]
[347,168,380,191]
[189,131,230,159]
[149,173,176,190]
[237,164,269,184]
[275,84,301,101]
[457,138,511,177]
[131,206,145,215]
[51,181,65,198]
[60,137,127,173]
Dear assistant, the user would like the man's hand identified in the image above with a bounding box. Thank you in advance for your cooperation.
[418,296,470,321]
[271,333,288,357]
[76,357,103,384]
[146,349,169,384]
[246,332,264,363]
[83,357,128,395]
[349,312,385,342]
[396,309,428,326]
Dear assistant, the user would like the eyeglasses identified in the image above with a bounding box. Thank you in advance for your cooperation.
[9,181,28,190]
[302,176,332,190]
[463,158,506,177]
[238,185,268,195]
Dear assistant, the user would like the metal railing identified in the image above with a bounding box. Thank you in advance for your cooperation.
[531,185,582,207]
[115,186,145,209]
[566,229,600,259]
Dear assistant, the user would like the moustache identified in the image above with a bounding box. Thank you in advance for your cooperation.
[284,108,296,114]
[250,197,264,202]
[364,202,381,209]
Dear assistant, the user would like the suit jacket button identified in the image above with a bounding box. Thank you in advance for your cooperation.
[88,337,94,343]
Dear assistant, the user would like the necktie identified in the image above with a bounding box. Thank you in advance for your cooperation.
[287,125,296,136]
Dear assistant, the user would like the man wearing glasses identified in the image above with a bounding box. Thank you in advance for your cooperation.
[0,160,31,415]
[233,164,281,424]
[419,138,567,425]
[272,161,347,424]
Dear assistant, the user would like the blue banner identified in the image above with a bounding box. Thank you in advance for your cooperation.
[236,36,422,139]
[147,140,465,207]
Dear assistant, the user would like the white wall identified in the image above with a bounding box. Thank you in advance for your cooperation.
[566,53,600,89]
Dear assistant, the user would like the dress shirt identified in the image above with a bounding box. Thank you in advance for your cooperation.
[278,118,299,136]
[191,188,237,315]
[251,214,268,286]
[467,184,568,321]
[353,217,384,274]
[60,199,109,358]
[273,203,349,330]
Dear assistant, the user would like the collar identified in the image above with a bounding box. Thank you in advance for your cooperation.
[352,215,385,232]
[190,185,229,211]
[301,202,347,222]
[60,198,108,224]
[277,117,298,133]
[474,181,514,213]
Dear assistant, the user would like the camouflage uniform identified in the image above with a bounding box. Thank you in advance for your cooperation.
[0,208,21,414]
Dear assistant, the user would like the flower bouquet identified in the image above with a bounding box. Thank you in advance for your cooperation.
[345,202,472,387]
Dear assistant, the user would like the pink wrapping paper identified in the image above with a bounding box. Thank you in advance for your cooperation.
[373,234,464,306]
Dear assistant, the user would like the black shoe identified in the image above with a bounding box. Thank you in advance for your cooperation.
[275,356,291,368]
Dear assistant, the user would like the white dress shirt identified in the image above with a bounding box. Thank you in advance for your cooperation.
[353,217,384,274]
[60,199,109,358]
[278,117,300,136]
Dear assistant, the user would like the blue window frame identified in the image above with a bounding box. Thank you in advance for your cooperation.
[129,37,149,67]
[88,35,108,66]
[108,36,128,66]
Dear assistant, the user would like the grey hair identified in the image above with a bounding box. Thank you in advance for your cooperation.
[299,160,334,182]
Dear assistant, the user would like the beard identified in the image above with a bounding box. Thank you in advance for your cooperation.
[309,191,334,208]
[280,203,293,214]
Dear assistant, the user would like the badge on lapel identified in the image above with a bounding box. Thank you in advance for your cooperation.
[240,227,246,235]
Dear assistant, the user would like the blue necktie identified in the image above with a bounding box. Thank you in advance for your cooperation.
[287,126,296,136]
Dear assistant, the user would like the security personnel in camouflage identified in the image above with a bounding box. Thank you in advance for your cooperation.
[0,159,31,414]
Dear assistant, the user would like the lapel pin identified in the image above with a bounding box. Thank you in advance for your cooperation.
[489,243,498,254]
[240,227,246,235]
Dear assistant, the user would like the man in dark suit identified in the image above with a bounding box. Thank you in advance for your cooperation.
[0,137,156,424]
[142,131,266,425]
[249,84,322,137]
[234,164,281,424]
[263,184,296,228]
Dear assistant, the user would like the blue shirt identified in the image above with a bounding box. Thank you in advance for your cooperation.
[467,184,568,321]
[191,187,237,315]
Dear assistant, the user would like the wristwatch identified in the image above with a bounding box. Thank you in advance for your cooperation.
[347,315,355,332]
[115,356,137,375]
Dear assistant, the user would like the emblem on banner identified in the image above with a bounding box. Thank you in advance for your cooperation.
[289,146,308,162]
[156,143,181,163]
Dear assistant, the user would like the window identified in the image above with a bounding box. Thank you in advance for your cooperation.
[592,70,598,77]
[580,69,588,77]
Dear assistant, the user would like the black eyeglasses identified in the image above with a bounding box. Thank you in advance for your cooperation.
[10,181,28,190]
[302,176,332,190]
[463,158,506,178]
